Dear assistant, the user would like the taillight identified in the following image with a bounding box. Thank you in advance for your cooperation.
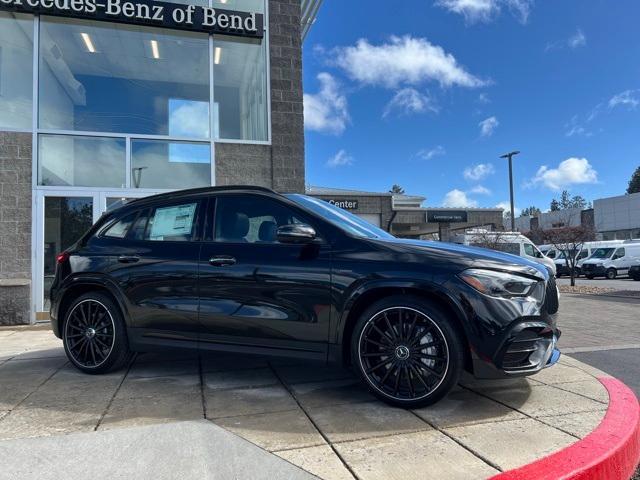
[56,252,70,264]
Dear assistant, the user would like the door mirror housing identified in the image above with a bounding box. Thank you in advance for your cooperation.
[276,224,316,244]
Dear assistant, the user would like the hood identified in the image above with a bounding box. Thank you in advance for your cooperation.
[375,238,549,279]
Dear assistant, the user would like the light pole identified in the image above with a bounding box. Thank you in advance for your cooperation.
[500,150,520,231]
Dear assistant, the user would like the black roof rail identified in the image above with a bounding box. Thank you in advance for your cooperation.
[121,185,278,209]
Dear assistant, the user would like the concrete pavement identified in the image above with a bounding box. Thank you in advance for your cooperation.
[0,327,616,480]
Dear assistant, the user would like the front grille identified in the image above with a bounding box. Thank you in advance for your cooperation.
[544,277,559,314]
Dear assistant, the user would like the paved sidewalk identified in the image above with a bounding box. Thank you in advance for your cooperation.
[0,328,612,480]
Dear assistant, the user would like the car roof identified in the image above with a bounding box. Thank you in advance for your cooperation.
[122,186,282,209]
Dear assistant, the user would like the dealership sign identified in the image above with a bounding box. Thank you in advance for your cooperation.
[0,0,264,38]
[326,199,359,210]
[427,210,468,223]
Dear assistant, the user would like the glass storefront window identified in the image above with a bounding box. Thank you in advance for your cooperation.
[214,37,268,141]
[38,134,126,187]
[38,18,210,138]
[0,12,33,130]
[213,0,265,13]
[131,140,210,189]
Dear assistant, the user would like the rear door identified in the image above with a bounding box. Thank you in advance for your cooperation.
[197,193,332,359]
[101,198,205,343]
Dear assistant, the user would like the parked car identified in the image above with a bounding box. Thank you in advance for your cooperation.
[50,186,560,408]
[581,243,640,279]
[629,263,640,281]
[454,231,557,276]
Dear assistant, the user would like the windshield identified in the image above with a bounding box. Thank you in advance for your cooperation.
[286,194,395,240]
[591,248,615,259]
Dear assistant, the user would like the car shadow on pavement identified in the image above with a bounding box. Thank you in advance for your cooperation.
[0,345,534,454]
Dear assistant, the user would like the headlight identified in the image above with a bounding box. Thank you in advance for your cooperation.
[459,268,543,300]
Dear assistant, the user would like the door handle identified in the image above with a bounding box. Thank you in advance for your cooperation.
[209,256,236,267]
[118,255,140,264]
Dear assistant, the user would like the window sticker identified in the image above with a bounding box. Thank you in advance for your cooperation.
[149,203,197,241]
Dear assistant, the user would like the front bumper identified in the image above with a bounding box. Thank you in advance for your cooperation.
[582,264,606,276]
[446,275,561,379]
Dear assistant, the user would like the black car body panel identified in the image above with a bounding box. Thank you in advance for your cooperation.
[50,186,560,379]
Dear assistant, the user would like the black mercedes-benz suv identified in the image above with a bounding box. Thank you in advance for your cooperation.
[50,186,560,408]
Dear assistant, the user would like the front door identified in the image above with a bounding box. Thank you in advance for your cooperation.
[198,194,332,359]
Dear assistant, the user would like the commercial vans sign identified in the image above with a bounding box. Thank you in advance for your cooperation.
[0,0,264,38]
[427,210,468,223]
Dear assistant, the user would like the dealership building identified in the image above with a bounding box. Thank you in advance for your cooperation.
[0,0,324,324]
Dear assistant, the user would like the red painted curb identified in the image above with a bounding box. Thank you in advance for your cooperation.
[490,376,640,480]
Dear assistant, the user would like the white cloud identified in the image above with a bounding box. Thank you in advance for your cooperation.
[333,35,487,89]
[326,149,354,168]
[169,101,210,138]
[479,116,499,137]
[464,162,495,181]
[495,201,521,217]
[564,115,592,137]
[477,92,491,104]
[303,73,349,135]
[546,28,587,52]
[529,157,598,190]
[469,185,491,195]
[435,0,533,24]
[416,145,446,160]
[383,88,439,118]
[568,29,586,48]
[442,189,478,207]
[608,89,640,110]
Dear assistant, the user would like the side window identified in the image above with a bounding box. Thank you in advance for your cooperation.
[523,243,536,257]
[214,195,311,244]
[144,202,198,242]
[491,243,520,255]
[102,212,138,239]
[613,248,625,259]
[547,250,556,259]
[578,250,589,260]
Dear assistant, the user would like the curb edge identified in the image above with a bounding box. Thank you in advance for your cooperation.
[489,376,640,480]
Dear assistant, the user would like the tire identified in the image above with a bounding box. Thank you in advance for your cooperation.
[633,276,640,281]
[350,295,464,408]
[606,269,617,280]
[62,292,131,374]
[586,274,594,280]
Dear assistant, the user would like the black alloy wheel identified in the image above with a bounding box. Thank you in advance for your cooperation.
[352,296,463,408]
[63,292,130,374]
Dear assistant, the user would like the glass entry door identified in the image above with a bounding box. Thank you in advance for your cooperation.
[35,189,159,319]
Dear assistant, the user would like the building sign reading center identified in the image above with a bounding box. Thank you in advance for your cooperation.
[0,0,264,38]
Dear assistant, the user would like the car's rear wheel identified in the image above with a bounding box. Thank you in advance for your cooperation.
[351,296,464,408]
[62,292,131,374]
[606,268,617,280]
[586,274,594,279]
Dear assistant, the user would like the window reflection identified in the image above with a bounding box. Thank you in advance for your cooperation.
[0,12,33,130]
[214,37,268,141]
[38,17,210,138]
[38,134,126,187]
[212,0,264,13]
[131,140,210,189]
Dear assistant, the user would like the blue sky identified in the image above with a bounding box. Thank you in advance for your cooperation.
[302,0,640,213]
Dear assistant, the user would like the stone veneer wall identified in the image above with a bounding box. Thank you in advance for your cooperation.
[0,132,32,325]
[215,0,305,193]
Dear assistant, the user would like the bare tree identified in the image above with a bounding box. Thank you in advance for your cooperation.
[542,222,595,286]
[467,229,512,252]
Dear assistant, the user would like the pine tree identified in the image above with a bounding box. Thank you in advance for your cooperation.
[627,166,640,194]
[389,184,405,194]
[550,199,560,211]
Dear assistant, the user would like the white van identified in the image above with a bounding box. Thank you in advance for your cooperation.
[580,242,640,279]
[549,240,626,276]
[453,231,557,275]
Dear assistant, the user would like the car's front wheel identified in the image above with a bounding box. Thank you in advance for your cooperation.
[606,268,617,280]
[62,292,131,374]
[351,296,464,408]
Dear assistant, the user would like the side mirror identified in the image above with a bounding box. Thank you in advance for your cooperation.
[276,224,316,244]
